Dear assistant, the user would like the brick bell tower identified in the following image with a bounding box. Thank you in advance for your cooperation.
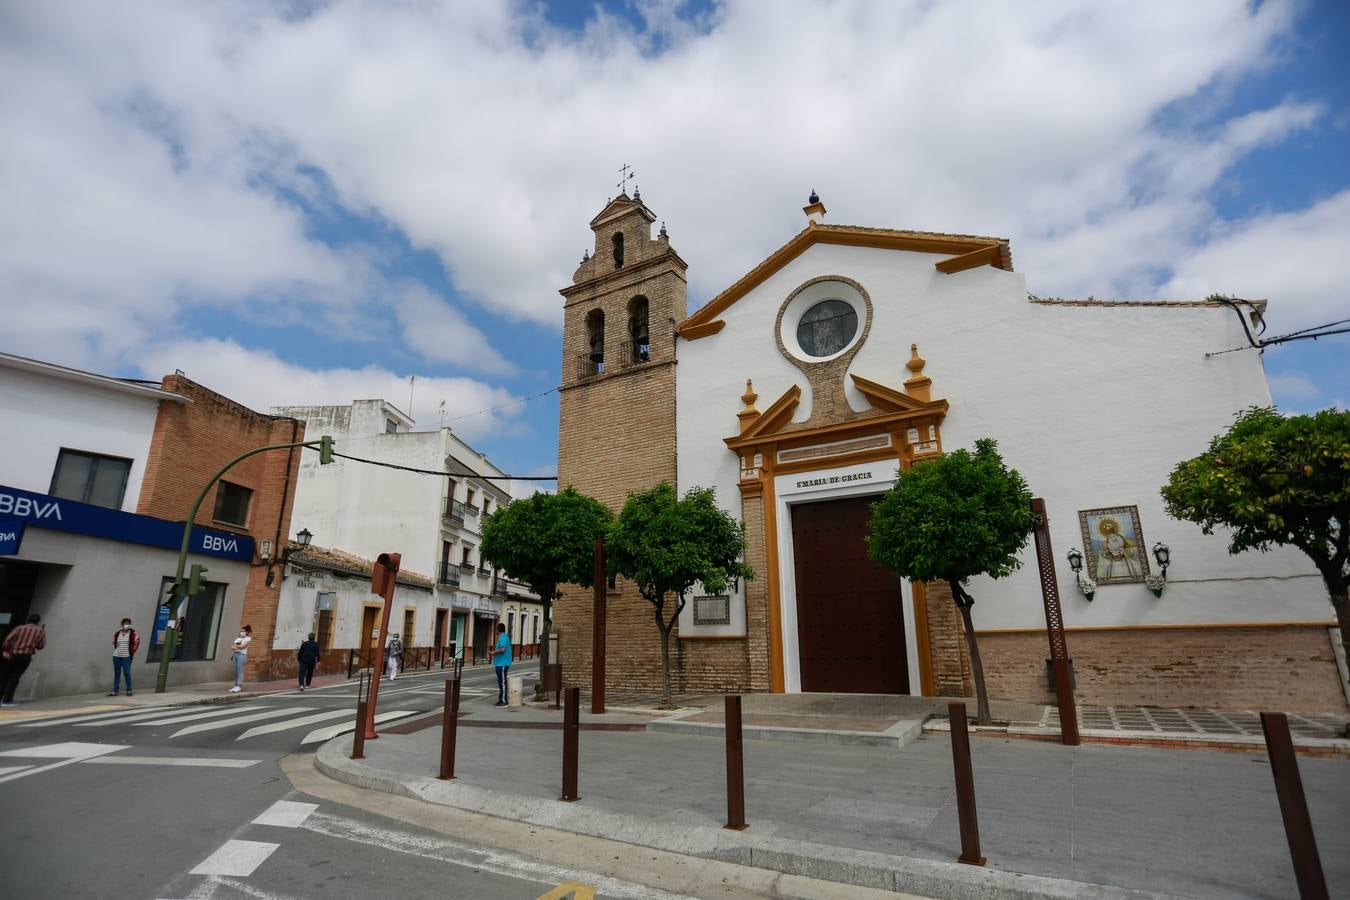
[554,189,687,692]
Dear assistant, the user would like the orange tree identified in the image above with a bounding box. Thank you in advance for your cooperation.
[867,439,1036,724]
[1162,406,1350,673]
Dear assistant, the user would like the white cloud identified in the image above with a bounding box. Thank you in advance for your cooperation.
[1162,189,1350,330]
[0,0,1342,394]
[1267,372,1322,403]
[393,284,516,376]
[137,338,525,444]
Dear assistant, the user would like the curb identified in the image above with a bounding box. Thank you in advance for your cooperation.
[314,739,1180,900]
[646,715,924,749]
[921,720,1350,758]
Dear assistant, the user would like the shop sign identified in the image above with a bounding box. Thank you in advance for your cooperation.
[0,517,23,556]
[0,484,254,561]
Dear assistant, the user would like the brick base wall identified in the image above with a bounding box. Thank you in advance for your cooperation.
[976,625,1347,713]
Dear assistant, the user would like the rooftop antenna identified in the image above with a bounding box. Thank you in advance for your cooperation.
[438,399,447,429]
[616,163,636,196]
[408,375,415,416]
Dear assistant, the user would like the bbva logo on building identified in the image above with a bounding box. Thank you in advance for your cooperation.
[0,492,63,521]
[200,534,240,553]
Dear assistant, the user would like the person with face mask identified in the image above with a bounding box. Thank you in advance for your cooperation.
[109,617,140,696]
[229,625,252,693]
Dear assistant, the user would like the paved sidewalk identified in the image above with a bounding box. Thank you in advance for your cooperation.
[317,698,1349,899]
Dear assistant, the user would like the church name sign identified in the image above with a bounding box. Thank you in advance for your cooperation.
[795,471,874,490]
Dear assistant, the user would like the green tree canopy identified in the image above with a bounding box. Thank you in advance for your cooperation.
[607,483,753,706]
[1162,405,1350,661]
[867,438,1036,723]
[480,485,612,627]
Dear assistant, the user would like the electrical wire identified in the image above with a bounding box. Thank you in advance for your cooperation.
[304,444,556,481]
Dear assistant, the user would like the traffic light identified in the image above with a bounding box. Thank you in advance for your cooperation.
[319,435,334,464]
[187,564,209,596]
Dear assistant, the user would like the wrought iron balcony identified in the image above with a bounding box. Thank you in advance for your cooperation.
[438,563,461,587]
[576,352,604,380]
[443,499,467,524]
[458,562,475,573]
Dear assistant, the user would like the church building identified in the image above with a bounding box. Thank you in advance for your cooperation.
[554,191,1346,713]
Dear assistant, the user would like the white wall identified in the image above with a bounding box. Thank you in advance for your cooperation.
[0,367,161,511]
[271,564,437,651]
[676,241,1331,640]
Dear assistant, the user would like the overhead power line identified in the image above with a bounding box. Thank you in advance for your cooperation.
[303,444,557,481]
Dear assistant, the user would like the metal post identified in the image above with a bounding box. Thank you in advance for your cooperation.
[948,703,986,866]
[1260,712,1329,899]
[1029,498,1080,746]
[363,552,401,740]
[592,536,606,715]
[560,686,580,801]
[439,675,461,780]
[724,695,749,830]
[351,670,369,759]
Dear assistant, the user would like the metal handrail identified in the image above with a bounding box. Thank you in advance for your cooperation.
[438,563,461,586]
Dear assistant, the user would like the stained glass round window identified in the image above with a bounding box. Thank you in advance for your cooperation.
[796,298,858,358]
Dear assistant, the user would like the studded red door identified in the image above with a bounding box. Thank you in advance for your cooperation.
[791,495,908,694]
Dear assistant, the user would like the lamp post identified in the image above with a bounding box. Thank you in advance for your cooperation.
[1065,548,1094,601]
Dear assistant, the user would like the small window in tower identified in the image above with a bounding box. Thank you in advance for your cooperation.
[627,296,650,364]
[612,232,624,269]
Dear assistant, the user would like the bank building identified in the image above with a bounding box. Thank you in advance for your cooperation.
[552,190,1346,713]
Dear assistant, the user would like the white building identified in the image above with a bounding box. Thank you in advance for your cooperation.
[554,192,1345,713]
[271,400,541,667]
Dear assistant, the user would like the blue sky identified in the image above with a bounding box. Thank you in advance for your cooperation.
[1,0,1347,489]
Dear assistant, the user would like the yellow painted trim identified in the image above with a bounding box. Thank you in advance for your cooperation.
[935,244,1001,274]
[727,403,946,452]
[681,320,726,340]
[679,225,1007,336]
[912,581,935,696]
[731,385,801,443]
[851,374,927,412]
[762,468,785,693]
[976,620,1339,636]
[772,446,903,477]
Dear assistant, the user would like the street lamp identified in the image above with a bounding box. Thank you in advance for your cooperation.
[1151,542,1170,580]
[1066,547,1094,601]
[296,527,313,549]
[1065,548,1083,576]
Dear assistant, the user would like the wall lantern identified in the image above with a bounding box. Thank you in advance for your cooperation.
[1066,547,1095,601]
[296,527,313,549]
[1146,542,1171,597]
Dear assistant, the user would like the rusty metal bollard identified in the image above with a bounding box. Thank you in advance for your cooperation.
[948,703,986,866]
[350,699,368,760]
[724,694,749,830]
[438,674,462,780]
[560,686,580,801]
[1260,712,1328,899]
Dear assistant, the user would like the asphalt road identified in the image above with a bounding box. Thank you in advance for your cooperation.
[0,662,685,900]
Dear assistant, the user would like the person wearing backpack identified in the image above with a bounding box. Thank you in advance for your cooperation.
[385,633,404,680]
[297,632,321,691]
[109,617,141,696]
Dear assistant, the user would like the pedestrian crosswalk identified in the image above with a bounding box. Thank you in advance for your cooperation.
[5,702,423,745]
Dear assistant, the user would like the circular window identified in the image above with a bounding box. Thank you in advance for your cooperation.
[796,299,858,358]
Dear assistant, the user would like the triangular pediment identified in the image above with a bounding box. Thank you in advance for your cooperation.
[589,193,657,228]
[681,223,1011,339]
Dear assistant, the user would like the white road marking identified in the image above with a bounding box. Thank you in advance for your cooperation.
[0,765,33,776]
[234,709,353,741]
[302,811,691,899]
[0,742,128,784]
[183,875,302,900]
[299,709,418,744]
[189,839,279,877]
[133,706,290,728]
[252,800,318,828]
[82,756,261,768]
[17,707,183,728]
[171,708,314,738]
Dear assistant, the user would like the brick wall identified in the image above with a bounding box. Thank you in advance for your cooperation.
[978,625,1347,713]
[138,374,304,680]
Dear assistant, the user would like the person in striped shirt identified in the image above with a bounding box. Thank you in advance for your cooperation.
[109,617,140,697]
[1,614,47,706]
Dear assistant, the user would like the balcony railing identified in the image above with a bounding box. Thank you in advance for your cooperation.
[443,499,466,525]
[627,341,650,365]
[458,562,475,573]
[438,563,460,587]
[464,502,480,518]
[576,352,604,380]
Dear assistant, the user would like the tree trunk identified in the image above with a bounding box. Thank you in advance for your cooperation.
[1328,581,1349,697]
[659,624,673,708]
[950,580,992,726]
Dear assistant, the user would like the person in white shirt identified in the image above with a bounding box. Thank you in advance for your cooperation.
[109,618,140,696]
[229,625,252,693]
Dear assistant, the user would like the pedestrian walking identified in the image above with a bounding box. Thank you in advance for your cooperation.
[297,632,320,691]
[385,633,403,680]
[109,617,140,696]
[0,614,47,706]
[228,624,252,693]
[492,622,512,707]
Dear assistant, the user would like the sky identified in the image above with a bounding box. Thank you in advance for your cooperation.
[2,0,1347,492]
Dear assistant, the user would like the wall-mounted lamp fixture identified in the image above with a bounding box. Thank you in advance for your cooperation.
[265,528,314,588]
[1151,542,1170,580]
[1065,548,1095,601]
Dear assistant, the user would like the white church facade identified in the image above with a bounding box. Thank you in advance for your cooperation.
[554,192,1346,713]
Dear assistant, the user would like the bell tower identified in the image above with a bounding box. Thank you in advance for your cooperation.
[555,190,687,691]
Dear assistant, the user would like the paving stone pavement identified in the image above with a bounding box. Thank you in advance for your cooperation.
[1042,705,1347,738]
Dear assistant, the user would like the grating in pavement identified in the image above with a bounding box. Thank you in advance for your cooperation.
[1041,705,1347,739]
